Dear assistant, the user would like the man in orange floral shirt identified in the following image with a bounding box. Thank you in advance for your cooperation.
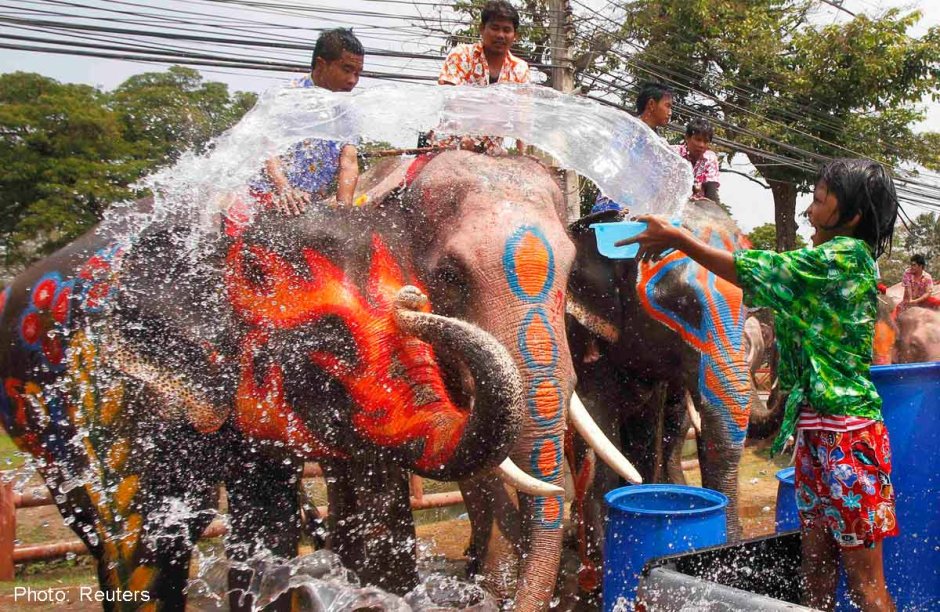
[434,0,530,153]
[439,0,530,86]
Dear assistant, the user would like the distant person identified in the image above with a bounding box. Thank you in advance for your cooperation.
[591,82,677,213]
[623,159,900,611]
[674,118,721,204]
[899,253,934,313]
[434,0,530,154]
[240,28,363,226]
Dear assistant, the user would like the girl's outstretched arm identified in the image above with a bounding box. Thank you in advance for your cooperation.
[616,214,739,286]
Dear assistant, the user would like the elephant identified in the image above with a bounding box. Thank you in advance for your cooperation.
[562,203,761,599]
[894,306,940,363]
[0,150,632,610]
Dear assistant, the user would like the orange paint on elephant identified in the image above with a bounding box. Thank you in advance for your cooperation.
[525,316,556,368]
[536,437,561,478]
[541,495,562,525]
[533,379,561,422]
[227,235,468,470]
[514,232,551,297]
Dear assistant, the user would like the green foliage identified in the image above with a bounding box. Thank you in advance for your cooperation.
[747,223,806,251]
[0,68,256,268]
[110,66,257,164]
[619,1,940,248]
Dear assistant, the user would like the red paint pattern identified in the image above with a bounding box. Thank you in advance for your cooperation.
[226,235,468,469]
[32,278,57,310]
[4,378,45,458]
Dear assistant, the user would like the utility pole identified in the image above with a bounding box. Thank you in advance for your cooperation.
[549,0,581,222]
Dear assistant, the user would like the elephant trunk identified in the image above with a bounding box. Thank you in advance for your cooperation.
[394,296,525,481]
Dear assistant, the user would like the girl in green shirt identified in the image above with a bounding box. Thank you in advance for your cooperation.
[620,159,899,612]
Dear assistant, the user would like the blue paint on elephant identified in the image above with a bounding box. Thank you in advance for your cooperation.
[516,307,559,372]
[503,226,556,303]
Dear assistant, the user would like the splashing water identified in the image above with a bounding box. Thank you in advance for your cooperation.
[119,83,692,242]
[187,549,496,611]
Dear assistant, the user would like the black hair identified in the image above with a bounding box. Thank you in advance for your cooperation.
[481,0,520,30]
[635,81,674,115]
[911,253,926,266]
[815,159,898,259]
[312,28,364,71]
[685,118,714,142]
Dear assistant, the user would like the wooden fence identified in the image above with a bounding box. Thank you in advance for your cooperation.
[0,464,464,581]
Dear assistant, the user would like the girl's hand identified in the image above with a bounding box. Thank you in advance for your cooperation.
[615,214,683,262]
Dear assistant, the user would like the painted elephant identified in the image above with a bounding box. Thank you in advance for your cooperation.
[0,150,613,610]
[563,203,760,598]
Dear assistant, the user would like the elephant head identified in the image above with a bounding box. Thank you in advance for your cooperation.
[222,213,527,481]
[395,151,575,609]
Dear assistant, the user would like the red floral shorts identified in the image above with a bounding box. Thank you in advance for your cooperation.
[794,421,899,549]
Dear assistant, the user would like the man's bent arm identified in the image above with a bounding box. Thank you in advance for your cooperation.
[336,144,359,206]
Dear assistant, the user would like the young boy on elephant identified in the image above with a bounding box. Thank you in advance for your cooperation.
[621,159,899,612]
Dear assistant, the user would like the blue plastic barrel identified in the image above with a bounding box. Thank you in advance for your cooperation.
[862,363,939,610]
[774,467,799,532]
[603,484,728,610]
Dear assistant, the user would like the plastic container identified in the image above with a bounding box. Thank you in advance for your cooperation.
[774,467,799,533]
[860,363,940,610]
[590,220,680,259]
[603,484,728,610]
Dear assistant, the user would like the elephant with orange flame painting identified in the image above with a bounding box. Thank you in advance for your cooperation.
[0,150,632,610]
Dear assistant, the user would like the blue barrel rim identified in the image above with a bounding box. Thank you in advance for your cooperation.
[870,361,940,382]
[775,467,795,485]
[604,484,729,517]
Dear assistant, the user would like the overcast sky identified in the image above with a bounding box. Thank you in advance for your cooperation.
[1,0,937,238]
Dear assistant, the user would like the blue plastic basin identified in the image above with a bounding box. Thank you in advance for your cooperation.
[774,467,799,532]
[603,484,728,610]
[590,220,680,259]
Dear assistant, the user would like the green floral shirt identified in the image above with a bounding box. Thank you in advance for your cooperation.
[733,236,882,454]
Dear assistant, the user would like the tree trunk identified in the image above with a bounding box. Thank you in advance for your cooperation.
[769,179,798,251]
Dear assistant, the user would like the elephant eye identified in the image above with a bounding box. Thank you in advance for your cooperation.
[429,257,470,317]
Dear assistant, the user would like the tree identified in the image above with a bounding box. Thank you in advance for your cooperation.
[904,212,940,262]
[0,72,144,265]
[620,2,940,250]
[747,223,806,251]
[109,66,257,165]
[0,69,256,270]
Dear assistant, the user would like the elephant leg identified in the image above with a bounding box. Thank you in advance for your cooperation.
[693,394,744,541]
[224,441,303,612]
[321,455,418,595]
[460,472,522,596]
[125,420,219,609]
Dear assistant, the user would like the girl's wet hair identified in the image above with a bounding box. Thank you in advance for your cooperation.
[816,159,898,258]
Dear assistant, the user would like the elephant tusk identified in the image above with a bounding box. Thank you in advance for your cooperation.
[569,392,643,484]
[685,391,702,435]
[566,299,620,344]
[498,458,564,497]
